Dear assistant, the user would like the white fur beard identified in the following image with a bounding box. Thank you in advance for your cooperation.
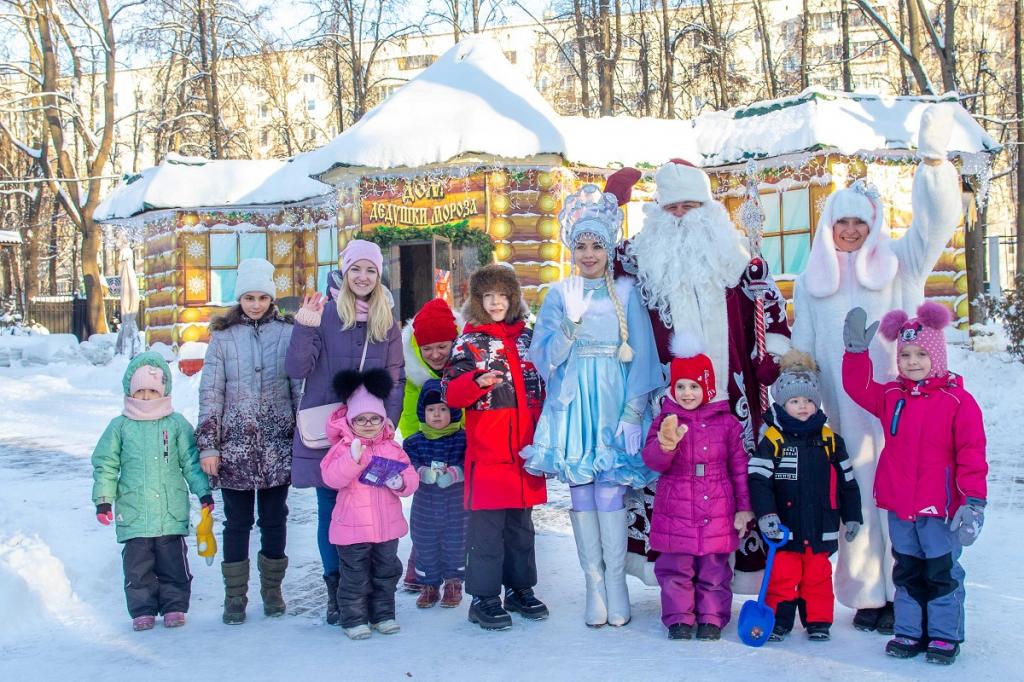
[628,202,749,328]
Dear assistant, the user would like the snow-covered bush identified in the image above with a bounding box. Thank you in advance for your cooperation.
[982,273,1024,363]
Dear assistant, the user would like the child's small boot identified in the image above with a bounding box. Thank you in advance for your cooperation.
[668,623,694,640]
[886,636,926,658]
[503,587,549,620]
[402,550,421,592]
[696,623,721,641]
[372,619,401,634]
[806,623,831,641]
[344,623,372,640]
[926,639,960,665]
[770,600,797,642]
[222,559,250,625]
[323,573,340,625]
[416,585,440,608]
[468,596,513,630]
[257,553,288,617]
[440,578,463,608]
[163,612,186,628]
[132,615,156,631]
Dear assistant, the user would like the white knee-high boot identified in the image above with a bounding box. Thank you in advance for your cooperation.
[598,508,631,626]
[569,510,608,627]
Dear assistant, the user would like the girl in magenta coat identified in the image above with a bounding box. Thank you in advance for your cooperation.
[842,303,986,665]
[320,369,419,639]
[642,336,753,641]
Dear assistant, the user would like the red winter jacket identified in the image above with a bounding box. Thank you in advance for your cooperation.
[642,399,752,556]
[842,350,987,521]
[442,319,547,511]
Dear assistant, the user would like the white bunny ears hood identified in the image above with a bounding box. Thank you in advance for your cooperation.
[802,181,899,298]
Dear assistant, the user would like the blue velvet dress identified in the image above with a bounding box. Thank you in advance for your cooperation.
[521,276,664,487]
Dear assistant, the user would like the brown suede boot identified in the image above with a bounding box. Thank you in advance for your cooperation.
[257,553,288,617]
[440,579,463,608]
[416,585,440,608]
[222,560,250,625]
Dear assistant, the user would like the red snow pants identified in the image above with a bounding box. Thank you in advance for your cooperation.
[765,548,834,624]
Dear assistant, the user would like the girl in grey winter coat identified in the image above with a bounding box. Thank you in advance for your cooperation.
[197,257,300,624]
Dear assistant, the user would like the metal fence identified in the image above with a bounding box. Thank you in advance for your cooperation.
[25,296,145,340]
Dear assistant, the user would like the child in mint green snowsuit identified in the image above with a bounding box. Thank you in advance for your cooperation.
[92,352,212,630]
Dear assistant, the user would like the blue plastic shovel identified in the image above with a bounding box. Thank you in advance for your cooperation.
[738,523,791,647]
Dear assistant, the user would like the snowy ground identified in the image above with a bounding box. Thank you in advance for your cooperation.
[1,345,1021,681]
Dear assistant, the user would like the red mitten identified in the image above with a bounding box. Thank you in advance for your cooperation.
[96,503,113,526]
[754,353,781,386]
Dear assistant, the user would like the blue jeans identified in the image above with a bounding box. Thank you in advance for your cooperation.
[316,487,340,576]
[888,512,966,642]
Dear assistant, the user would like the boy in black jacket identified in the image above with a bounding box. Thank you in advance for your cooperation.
[749,351,862,642]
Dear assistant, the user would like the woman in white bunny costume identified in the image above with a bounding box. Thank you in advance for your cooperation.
[790,104,963,633]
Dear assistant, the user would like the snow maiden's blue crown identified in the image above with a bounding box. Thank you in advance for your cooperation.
[558,183,624,254]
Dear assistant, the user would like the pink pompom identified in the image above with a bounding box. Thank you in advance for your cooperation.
[916,301,952,330]
[879,309,909,342]
[670,331,705,359]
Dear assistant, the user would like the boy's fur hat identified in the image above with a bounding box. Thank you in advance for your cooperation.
[465,263,527,326]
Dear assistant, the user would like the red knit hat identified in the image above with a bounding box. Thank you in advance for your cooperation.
[668,333,716,405]
[412,298,458,346]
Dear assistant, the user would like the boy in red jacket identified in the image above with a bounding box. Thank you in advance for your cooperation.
[442,264,548,631]
[842,303,988,666]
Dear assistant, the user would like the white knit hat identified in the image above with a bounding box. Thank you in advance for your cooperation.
[234,258,277,300]
[655,160,713,205]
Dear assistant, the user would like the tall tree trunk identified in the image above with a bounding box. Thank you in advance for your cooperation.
[1015,0,1024,277]
[197,0,224,157]
[49,195,59,295]
[660,0,674,117]
[799,0,809,90]
[639,29,651,116]
[472,0,481,32]
[572,0,591,116]
[706,0,730,108]
[841,1,852,90]
[753,0,778,98]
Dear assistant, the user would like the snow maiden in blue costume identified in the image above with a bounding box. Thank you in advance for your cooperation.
[521,184,663,628]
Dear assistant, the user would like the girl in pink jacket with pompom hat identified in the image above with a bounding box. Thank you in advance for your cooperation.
[842,302,987,666]
[321,368,419,640]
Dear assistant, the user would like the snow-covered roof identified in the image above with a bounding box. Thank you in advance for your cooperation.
[94,153,333,221]
[0,230,22,244]
[692,89,1001,166]
[562,115,700,169]
[296,36,566,174]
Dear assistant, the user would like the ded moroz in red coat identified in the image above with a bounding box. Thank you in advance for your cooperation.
[442,319,547,510]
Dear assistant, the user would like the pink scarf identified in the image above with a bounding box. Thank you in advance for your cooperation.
[356,299,370,322]
[123,396,174,421]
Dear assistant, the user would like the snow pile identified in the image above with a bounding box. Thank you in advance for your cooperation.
[0,533,85,637]
[95,152,333,221]
[295,36,566,173]
[0,333,83,366]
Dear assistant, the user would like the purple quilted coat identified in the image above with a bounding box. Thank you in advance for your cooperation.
[642,399,752,556]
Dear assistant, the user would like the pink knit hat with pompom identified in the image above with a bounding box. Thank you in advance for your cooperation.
[879,301,952,378]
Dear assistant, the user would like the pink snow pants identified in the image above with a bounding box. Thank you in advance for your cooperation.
[654,552,733,628]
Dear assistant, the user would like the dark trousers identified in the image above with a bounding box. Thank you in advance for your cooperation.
[221,484,289,563]
[411,486,468,586]
[335,539,402,628]
[122,535,192,618]
[464,508,537,599]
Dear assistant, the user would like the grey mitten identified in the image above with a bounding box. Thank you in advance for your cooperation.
[758,513,783,540]
[844,521,861,542]
[951,498,985,546]
[843,307,879,353]
[418,466,437,485]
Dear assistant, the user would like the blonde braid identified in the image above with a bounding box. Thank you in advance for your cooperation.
[605,267,633,362]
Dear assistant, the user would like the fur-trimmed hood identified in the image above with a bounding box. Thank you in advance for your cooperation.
[209,303,293,331]
[463,264,529,326]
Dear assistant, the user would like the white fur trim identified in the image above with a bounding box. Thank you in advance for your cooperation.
[402,310,465,389]
[670,331,706,360]
[764,332,791,359]
[804,188,898,298]
[655,162,712,205]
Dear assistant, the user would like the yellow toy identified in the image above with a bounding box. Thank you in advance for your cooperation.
[196,506,217,566]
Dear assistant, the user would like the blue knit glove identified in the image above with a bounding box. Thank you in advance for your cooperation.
[950,498,985,546]
[436,466,463,489]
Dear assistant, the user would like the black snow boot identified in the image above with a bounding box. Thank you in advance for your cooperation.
[875,601,895,635]
[926,640,960,665]
[769,624,790,642]
[257,553,288,617]
[221,560,250,625]
[696,623,721,641]
[806,623,831,641]
[468,596,513,631]
[886,636,926,659]
[323,573,340,626]
[668,623,694,640]
[503,587,549,620]
[853,606,882,632]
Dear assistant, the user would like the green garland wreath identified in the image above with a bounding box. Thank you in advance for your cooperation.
[365,220,494,266]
